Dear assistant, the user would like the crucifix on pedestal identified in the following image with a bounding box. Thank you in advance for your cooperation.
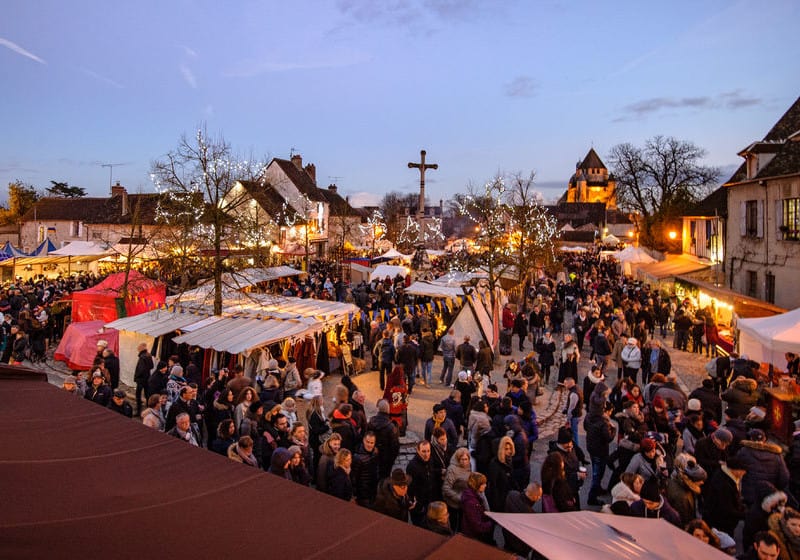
[407,149,438,221]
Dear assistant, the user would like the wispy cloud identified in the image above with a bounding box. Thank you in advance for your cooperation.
[505,76,537,98]
[616,90,763,121]
[347,190,382,207]
[179,44,198,58]
[180,65,197,88]
[80,67,124,89]
[333,0,498,35]
[0,37,46,65]
[224,51,372,78]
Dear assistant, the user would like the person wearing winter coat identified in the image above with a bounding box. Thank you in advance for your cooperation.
[374,469,413,522]
[467,399,491,449]
[366,400,400,480]
[585,400,617,505]
[630,478,682,527]
[107,389,133,417]
[442,448,472,530]
[504,414,530,489]
[703,456,748,537]
[689,377,723,425]
[406,440,436,526]
[723,377,760,420]
[536,330,556,384]
[85,370,112,407]
[583,366,605,411]
[503,483,542,555]
[605,472,643,516]
[460,473,494,544]
[441,391,465,437]
[486,436,517,513]
[327,449,354,501]
[141,394,166,431]
[329,403,359,452]
[351,432,380,507]
[268,447,293,480]
[767,507,800,560]
[742,482,788,552]
[424,403,459,448]
[620,337,642,383]
[665,453,707,526]
[641,339,671,383]
[227,436,259,467]
[735,429,791,507]
[625,438,667,482]
[316,433,342,493]
[133,343,154,415]
[541,451,577,513]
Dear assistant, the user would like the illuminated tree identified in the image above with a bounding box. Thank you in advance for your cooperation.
[151,126,267,314]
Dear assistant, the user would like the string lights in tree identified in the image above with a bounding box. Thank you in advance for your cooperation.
[359,209,386,255]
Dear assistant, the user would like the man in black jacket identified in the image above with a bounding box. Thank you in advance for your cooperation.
[107,389,133,417]
[504,483,542,555]
[367,400,400,479]
[85,370,112,407]
[396,335,419,394]
[406,440,435,527]
[585,401,617,505]
[703,456,747,537]
[351,432,380,507]
[133,342,154,415]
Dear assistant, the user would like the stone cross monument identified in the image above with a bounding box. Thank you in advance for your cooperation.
[407,149,438,221]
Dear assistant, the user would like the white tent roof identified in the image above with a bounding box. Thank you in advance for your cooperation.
[426,249,446,257]
[489,511,730,560]
[614,246,657,264]
[106,309,208,337]
[405,281,466,298]
[370,264,410,282]
[172,317,312,353]
[448,293,494,349]
[738,306,800,364]
[432,270,487,286]
[50,241,112,256]
[602,233,621,244]
[107,294,358,353]
[379,248,410,260]
[560,245,588,252]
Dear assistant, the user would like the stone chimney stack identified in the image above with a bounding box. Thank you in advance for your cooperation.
[291,154,303,170]
[327,183,337,194]
[305,163,317,185]
[111,181,129,215]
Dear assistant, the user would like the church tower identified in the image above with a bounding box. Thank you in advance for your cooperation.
[565,148,617,209]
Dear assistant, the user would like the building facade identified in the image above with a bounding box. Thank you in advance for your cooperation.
[725,96,800,308]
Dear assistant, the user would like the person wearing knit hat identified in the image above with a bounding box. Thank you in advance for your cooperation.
[714,427,733,446]
[630,477,682,526]
[666,453,707,526]
[687,398,702,412]
[625,437,667,482]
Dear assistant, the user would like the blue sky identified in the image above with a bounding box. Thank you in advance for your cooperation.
[1,0,798,207]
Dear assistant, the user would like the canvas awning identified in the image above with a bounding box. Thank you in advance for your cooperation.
[489,511,730,560]
[172,316,313,353]
[106,308,208,337]
[738,306,800,364]
[406,281,466,298]
[0,367,511,560]
[634,254,709,281]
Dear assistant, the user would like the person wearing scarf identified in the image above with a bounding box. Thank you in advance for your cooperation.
[227,435,259,467]
[769,507,800,560]
[665,453,707,526]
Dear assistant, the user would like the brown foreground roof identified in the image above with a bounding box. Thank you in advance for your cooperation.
[0,367,512,560]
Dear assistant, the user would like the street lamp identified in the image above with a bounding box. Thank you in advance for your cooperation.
[668,230,678,240]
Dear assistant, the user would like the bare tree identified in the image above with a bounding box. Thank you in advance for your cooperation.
[379,191,417,246]
[506,171,559,290]
[151,126,266,315]
[609,136,719,248]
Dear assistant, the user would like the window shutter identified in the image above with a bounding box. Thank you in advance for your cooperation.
[740,201,746,236]
[757,200,764,238]
[776,200,783,238]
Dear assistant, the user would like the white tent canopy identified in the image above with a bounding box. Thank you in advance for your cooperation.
[489,511,730,560]
[448,293,494,350]
[378,248,410,261]
[432,270,487,286]
[560,245,588,253]
[602,233,621,244]
[738,306,800,364]
[614,246,657,264]
[370,264,410,282]
[405,281,466,298]
[50,241,112,256]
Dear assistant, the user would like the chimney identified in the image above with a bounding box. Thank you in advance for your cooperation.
[111,181,129,215]
[291,154,303,170]
[327,183,337,194]
[305,163,317,185]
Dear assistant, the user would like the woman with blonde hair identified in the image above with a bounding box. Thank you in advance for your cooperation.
[425,501,453,536]
[460,472,493,544]
[328,448,354,501]
[486,435,516,512]
[316,432,342,492]
[280,397,298,428]
[605,472,643,516]
[442,447,472,531]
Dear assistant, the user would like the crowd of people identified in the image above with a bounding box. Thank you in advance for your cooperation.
[46,252,800,559]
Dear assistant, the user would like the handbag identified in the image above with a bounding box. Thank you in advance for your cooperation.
[541,493,557,513]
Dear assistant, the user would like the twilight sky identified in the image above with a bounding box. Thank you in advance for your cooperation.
[1,0,798,207]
